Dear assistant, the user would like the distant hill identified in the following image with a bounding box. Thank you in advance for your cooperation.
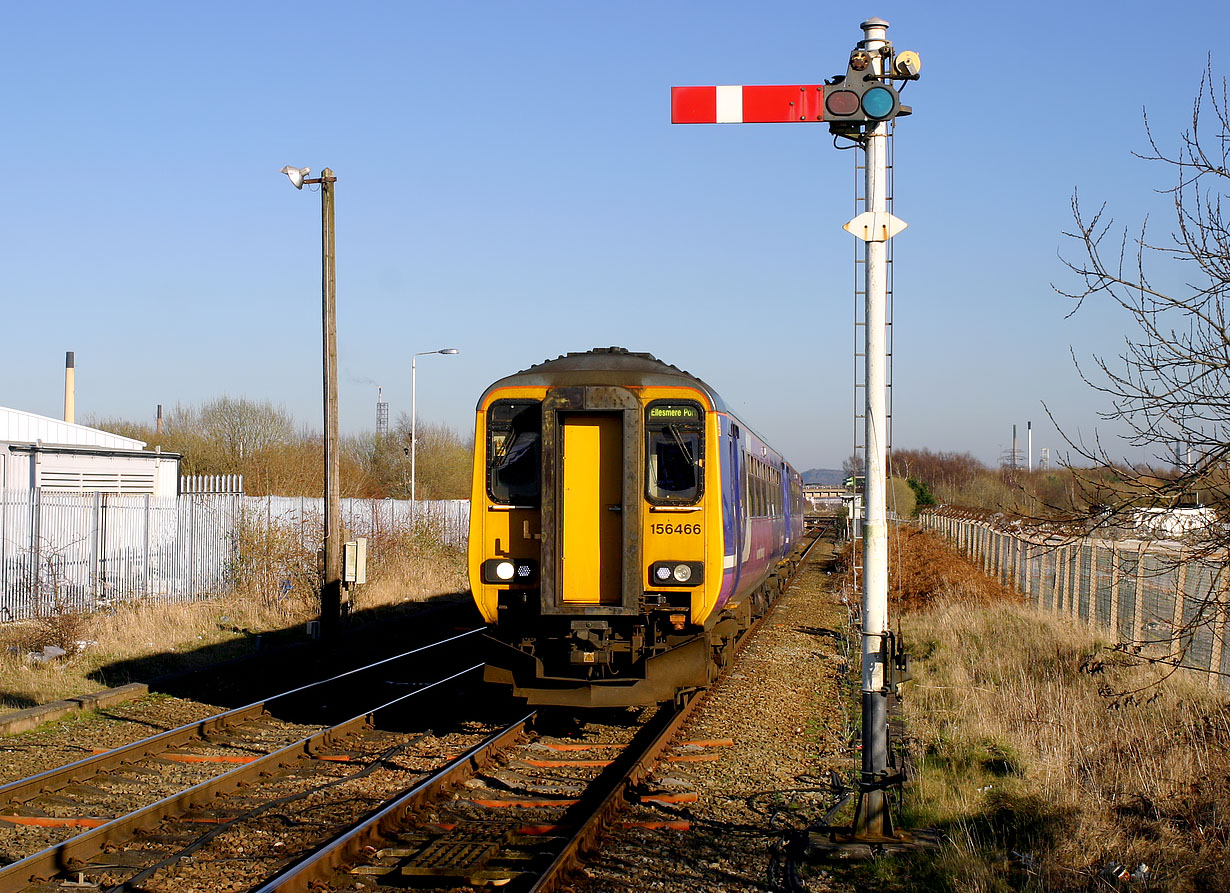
[802,468,845,485]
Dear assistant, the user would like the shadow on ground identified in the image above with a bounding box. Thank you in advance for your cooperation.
[87,591,485,710]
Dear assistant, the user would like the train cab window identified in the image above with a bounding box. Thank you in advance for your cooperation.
[646,401,704,504]
[487,400,541,506]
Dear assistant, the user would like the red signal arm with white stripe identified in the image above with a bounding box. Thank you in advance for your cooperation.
[671,85,827,124]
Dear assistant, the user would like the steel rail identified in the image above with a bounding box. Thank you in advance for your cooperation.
[250,711,535,892]
[529,530,822,892]
[0,628,482,810]
[251,533,825,892]
[0,663,485,892]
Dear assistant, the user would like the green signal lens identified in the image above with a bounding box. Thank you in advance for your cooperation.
[825,90,860,117]
[862,86,896,119]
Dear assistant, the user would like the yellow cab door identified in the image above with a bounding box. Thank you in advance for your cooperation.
[560,412,623,604]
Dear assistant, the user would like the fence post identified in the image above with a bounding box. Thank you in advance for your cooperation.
[0,483,7,606]
[1086,543,1096,628]
[143,494,151,599]
[1022,540,1030,603]
[188,496,196,600]
[1069,546,1079,620]
[1132,544,1147,646]
[1109,542,1120,639]
[1171,555,1187,667]
[1210,573,1228,691]
[1010,535,1017,588]
[1052,545,1062,614]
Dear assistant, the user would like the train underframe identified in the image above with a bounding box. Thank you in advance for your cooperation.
[483,566,789,708]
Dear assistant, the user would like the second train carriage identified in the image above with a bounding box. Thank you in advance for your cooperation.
[468,347,804,706]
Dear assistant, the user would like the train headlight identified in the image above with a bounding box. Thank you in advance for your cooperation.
[649,561,703,587]
[482,558,538,585]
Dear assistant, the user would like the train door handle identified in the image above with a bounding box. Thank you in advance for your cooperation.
[606,504,622,512]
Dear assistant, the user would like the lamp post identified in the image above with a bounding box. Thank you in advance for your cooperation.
[411,348,460,518]
[280,164,343,639]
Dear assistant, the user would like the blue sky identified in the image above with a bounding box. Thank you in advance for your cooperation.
[3,1,1225,470]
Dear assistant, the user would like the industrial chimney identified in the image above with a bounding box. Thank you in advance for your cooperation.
[64,352,75,424]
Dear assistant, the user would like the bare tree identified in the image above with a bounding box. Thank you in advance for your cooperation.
[1058,63,1230,539]
[1057,61,1230,674]
[195,397,296,465]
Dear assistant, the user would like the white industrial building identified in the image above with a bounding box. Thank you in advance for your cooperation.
[0,406,180,496]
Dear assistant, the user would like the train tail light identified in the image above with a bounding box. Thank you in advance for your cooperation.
[483,558,538,585]
[650,561,703,586]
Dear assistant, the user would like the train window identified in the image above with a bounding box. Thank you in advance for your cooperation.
[487,400,541,506]
[742,456,750,516]
[645,401,704,504]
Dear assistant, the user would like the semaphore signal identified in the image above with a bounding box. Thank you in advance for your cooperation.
[671,17,923,848]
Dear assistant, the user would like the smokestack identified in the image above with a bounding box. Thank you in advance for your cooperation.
[1028,421,1033,472]
[1012,424,1018,468]
[157,404,163,436]
[64,352,75,424]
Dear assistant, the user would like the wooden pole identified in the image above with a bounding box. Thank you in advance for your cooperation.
[320,168,343,638]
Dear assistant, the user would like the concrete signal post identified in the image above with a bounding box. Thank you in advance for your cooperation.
[672,18,919,844]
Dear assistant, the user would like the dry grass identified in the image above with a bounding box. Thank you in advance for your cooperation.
[862,527,1230,892]
[0,524,468,710]
[836,525,1019,614]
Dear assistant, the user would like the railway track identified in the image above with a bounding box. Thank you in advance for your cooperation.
[0,535,820,892]
[255,532,823,892]
[0,632,504,892]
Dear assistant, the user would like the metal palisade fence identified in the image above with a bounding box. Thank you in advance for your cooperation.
[0,488,468,622]
[920,507,1230,691]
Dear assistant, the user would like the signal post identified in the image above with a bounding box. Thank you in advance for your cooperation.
[672,17,919,845]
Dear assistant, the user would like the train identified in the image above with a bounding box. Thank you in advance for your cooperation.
[467,347,805,707]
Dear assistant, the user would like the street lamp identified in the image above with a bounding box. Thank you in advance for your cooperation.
[280,164,343,639]
[411,348,460,516]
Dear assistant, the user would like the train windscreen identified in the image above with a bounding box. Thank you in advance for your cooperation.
[488,400,541,505]
[645,401,703,504]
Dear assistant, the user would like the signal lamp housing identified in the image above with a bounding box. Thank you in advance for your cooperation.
[823,53,902,131]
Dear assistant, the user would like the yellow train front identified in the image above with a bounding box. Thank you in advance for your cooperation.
[468,347,803,707]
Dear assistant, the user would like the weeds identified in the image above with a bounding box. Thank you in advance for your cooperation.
[856,527,1230,892]
[0,513,468,710]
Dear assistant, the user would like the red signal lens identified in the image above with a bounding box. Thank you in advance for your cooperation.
[825,90,860,117]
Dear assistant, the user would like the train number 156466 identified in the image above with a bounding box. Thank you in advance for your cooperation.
[650,523,701,536]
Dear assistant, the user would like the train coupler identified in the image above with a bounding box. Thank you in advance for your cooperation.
[569,620,612,665]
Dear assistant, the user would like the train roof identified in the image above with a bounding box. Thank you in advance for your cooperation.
[477,347,799,477]
[477,347,730,412]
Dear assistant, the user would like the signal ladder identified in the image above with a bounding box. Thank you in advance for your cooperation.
[850,121,895,597]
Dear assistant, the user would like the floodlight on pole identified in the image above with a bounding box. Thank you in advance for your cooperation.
[280,163,342,638]
[280,166,311,190]
[411,348,461,519]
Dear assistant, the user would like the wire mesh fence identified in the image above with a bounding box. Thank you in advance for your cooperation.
[0,489,469,622]
[920,507,1230,691]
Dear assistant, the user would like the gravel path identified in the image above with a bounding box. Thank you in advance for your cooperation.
[571,544,860,893]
